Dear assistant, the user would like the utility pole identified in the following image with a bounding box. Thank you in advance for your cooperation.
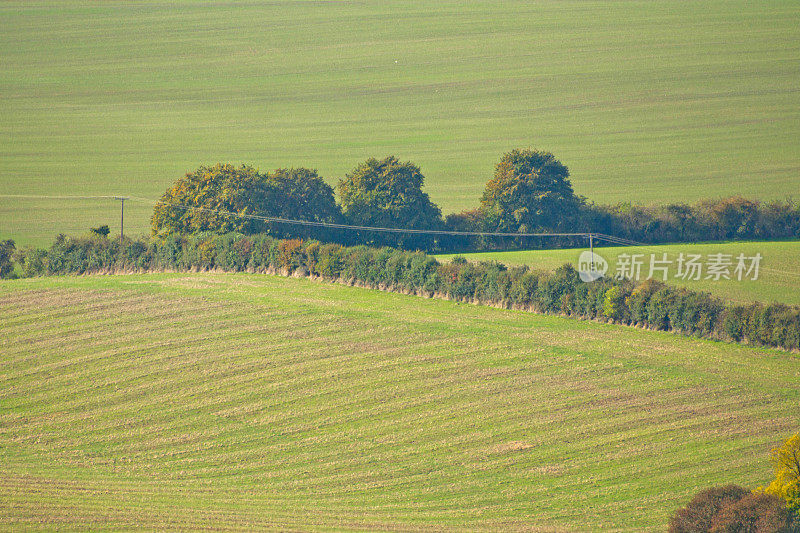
[114,197,128,242]
[589,233,594,271]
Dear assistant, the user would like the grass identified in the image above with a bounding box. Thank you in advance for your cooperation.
[436,240,800,306]
[1,272,798,530]
[2,1,800,246]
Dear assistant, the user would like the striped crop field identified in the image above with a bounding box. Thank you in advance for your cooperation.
[436,240,800,306]
[1,273,798,530]
[2,1,800,246]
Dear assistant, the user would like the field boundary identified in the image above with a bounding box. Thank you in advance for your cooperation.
[41,261,799,355]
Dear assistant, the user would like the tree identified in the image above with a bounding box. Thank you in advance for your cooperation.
[0,239,15,278]
[13,246,47,277]
[265,168,340,222]
[151,163,341,238]
[761,433,800,517]
[90,225,110,238]
[337,156,443,249]
[669,485,751,532]
[709,493,794,532]
[260,167,342,240]
[480,149,582,233]
[152,164,268,236]
[703,196,761,240]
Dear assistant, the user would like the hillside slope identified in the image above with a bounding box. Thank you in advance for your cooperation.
[437,240,800,306]
[1,273,798,530]
[2,1,800,245]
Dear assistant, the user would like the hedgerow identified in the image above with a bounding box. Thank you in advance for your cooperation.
[12,232,800,352]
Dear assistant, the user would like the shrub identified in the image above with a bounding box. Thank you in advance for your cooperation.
[723,305,753,342]
[537,264,580,314]
[475,261,507,302]
[450,262,479,300]
[316,243,343,278]
[509,270,538,306]
[628,278,665,324]
[278,239,304,270]
[13,247,47,277]
[602,285,628,321]
[709,492,794,532]
[16,231,800,352]
[0,239,17,278]
[647,287,677,331]
[670,290,723,336]
[669,485,750,533]
[89,225,110,238]
[197,239,217,268]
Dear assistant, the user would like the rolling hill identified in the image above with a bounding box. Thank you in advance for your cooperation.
[2,272,798,530]
[437,240,800,306]
[2,0,800,246]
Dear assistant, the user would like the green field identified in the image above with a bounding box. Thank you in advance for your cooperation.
[1,272,798,530]
[2,1,800,246]
[437,240,800,306]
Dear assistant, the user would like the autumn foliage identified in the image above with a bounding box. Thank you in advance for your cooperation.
[760,433,800,517]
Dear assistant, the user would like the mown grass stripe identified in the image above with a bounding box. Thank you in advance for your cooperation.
[1,273,797,530]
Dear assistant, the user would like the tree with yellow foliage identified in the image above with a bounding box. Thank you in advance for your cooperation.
[760,432,800,517]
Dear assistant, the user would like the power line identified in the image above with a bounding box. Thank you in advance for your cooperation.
[129,195,606,240]
[6,193,778,252]
[0,194,125,200]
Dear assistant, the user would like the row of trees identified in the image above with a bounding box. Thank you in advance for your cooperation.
[669,433,799,532]
[148,151,800,251]
[150,158,443,249]
[10,232,800,351]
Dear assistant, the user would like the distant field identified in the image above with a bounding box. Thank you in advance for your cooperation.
[1,273,798,530]
[2,1,800,246]
[437,240,800,306]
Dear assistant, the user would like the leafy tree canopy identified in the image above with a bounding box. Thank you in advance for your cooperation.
[0,239,15,279]
[480,149,582,233]
[337,156,442,249]
[761,432,800,516]
[337,156,442,230]
[90,225,110,238]
[151,163,340,238]
[669,485,750,533]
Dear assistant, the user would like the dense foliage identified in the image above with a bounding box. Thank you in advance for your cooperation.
[583,196,800,246]
[448,193,800,251]
[710,493,795,532]
[441,151,800,250]
[480,149,582,233]
[12,232,800,352]
[151,163,340,239]
[151,153,800,254]
[670,434,800,532]
[0,239,15,279]
[669,485,752,533]
[670,486,796,533]
[760,433,800,517]
[337,156,443,249]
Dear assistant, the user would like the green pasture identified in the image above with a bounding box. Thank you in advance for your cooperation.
[437,240,800,306]
[2,1,800,246]
[1,273,798,530]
